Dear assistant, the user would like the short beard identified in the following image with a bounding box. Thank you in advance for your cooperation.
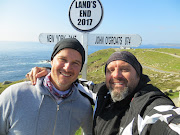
[109,87,129,102]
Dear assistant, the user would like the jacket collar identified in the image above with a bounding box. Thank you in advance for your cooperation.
[35,77,80,102]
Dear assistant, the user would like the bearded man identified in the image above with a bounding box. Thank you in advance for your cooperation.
[93,51,180,135]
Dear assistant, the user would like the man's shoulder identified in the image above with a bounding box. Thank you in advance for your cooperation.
[1,81,40,97]
[74,87,92,104]
[70,88,93,114]
[4,81,32,91]
[0,81,37,103]
[136,84,167,99]
[131,84,174,113]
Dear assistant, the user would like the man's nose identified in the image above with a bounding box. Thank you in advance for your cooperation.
[64,62,72,71]
[112,70,123,78]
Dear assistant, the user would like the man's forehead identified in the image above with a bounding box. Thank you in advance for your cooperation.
[107,60,131,67]
[56,49,82,59]
[57,48,81,55]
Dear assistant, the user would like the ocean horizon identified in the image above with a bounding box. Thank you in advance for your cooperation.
[0,41,179,82]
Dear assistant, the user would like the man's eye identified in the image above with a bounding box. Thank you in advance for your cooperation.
[73,62,81,66]
[59,58,66,62]
[107,68,114,73]
[122,68,129,72]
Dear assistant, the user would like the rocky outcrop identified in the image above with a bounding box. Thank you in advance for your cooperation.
[2,81,12,85]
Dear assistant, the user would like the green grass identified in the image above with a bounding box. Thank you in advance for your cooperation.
[143,68,179,91]
[129,49,180,72]
[75,127,82,135]
[166,91,179,99]
[87,48,116,83]
[0,80,25,93]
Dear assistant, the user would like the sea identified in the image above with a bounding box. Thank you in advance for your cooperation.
[0,41,179,83]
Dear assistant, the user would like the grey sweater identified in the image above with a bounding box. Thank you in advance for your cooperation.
[0,78,93,135]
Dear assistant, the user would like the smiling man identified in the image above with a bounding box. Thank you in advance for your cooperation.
[105,60,140,102]
[0,38,93,135]
[50,42,84,91]
[93,51,180,135]
[104,52,141,103]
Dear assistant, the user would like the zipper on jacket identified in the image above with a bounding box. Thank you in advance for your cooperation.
[53,104,60,135]
[57,104,59,111]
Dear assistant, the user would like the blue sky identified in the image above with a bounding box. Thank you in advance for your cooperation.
[0,0,180,44]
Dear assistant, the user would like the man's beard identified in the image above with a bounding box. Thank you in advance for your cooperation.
[109,86,129,102]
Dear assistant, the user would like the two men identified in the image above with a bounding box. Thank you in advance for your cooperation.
[0,38,93,135]
[27,48,180,135]
[2,37,180,135]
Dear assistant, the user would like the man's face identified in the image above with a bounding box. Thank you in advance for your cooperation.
[105,60,140,102]
[51,48,82,91]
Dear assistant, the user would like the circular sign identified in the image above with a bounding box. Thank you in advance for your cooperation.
[69,0,103,32]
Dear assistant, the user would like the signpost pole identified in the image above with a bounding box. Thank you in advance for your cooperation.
[81,32,88,79]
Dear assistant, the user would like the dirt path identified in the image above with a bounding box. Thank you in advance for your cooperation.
[142,65,179,74]
[142,49,179,74]
[147,49,180,58]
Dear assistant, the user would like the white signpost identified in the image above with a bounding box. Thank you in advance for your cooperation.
[39,0,142,79]
[87,34,142,47]
[39,33,82,44]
